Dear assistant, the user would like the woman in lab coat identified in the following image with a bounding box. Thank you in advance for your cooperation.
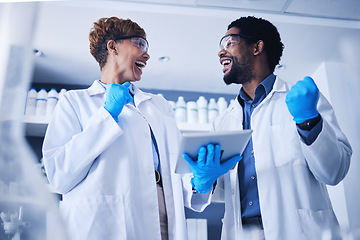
[42,17,210,240]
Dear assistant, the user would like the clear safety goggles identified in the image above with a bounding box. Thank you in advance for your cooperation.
[219,33,253,50]
[116,35,149,53]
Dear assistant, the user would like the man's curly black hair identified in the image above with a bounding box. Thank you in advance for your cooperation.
[228,16,284,72]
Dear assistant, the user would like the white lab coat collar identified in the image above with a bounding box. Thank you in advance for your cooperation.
[131,84,152,107]
[228,76,289,113]
[272,76,290,93]
[87,80,152,106]
[87,80,106,96]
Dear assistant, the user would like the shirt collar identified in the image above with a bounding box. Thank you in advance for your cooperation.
[239,74,276,102]
[260,73,276,96]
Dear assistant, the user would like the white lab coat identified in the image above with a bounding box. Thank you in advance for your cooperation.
[212,77,352,240]
[43,80,210,240]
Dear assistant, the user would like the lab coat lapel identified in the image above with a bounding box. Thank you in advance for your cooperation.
[132,84,177,232]
[132,84,151,106]
[251,77,288,115]
[230,163,241,228]
[131,86,165,163]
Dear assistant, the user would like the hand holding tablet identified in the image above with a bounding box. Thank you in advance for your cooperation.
[175,130,252,174]
[183,144,242,193]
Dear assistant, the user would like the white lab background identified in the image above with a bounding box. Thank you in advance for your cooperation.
[0,1,359,239]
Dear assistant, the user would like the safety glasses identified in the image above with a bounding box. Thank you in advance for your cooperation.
[219,33,253,50]
[115,35,149,53]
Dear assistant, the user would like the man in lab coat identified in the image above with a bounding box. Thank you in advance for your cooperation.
[185,16,352,240]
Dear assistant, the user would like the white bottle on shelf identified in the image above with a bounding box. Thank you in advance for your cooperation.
[175,96,187,123]
[35,88,47,116]
[46,88,58,117]
[186,101,198,124]
[168,100,176,112]
[197,96,208,124]
[208,98,219,124]
[58,88,67,100]
[217,97,228,114]
[24,88,37,116]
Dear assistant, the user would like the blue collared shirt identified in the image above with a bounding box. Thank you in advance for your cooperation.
[238,74,322,219]
[238,74,276,219]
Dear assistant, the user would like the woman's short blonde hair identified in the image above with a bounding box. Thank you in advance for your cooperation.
[89,17,146,69]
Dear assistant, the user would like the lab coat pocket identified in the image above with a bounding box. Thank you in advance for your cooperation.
[60,195,127,240]
[270,123,304,167]
[296,208,341,240]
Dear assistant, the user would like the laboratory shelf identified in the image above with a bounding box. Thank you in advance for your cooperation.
[23,116,211,137]
[23,116,49,137]
[0,195,45,206]
[177,122,212,132]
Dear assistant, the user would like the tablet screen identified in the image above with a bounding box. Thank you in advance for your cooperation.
[175,130,252,174]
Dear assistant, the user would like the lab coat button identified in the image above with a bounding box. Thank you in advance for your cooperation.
[249,201,253,206]
[231,189,235,195]
[251,176,255,180]
[252,104,256,108]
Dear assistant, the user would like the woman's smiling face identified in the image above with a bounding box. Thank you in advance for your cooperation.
[113,37,150,83]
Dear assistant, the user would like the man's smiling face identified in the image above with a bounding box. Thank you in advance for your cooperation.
[218,27,254,85]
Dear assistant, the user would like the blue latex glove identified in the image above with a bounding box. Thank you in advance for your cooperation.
[104,82,133,122]
[285,76,320,124]
[183,144,242,193]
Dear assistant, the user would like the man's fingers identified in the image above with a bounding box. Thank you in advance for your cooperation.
[197,146,207,166]
[183,153,195,167]
[221,155,242,171]
[206,144,214,165]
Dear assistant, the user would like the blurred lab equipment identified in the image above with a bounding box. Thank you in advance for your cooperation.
[0,3,68,240]
[24,88,37,116]
[1,206,30,240]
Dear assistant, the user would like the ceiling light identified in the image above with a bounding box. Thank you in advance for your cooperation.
[158,56,170,62]
[276,64,286,70]
[33,49,43,57]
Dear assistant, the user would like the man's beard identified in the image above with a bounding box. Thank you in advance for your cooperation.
[223,51,254,85]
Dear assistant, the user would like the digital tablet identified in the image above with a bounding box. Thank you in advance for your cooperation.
[175,130,252,174]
